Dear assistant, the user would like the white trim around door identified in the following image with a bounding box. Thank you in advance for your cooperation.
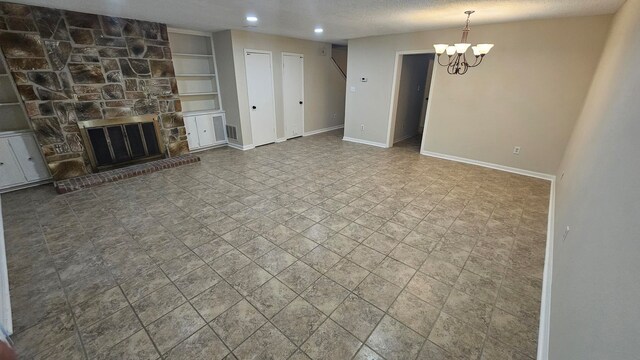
[386,49,438,149]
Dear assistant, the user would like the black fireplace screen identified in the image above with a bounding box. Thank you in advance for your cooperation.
[85,122,161,169]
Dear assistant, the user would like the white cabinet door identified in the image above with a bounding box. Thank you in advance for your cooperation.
[0,139,25,188]
[196,114,215,147]
[8,134,49,182]
[184,115,200,150]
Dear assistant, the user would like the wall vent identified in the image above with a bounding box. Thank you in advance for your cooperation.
[225,125,237,140]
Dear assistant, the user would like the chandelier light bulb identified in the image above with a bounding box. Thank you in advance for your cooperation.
[472,46,481,56]
[446,46,456,56]
[454,43,471,54]
[477,44,494,55]
[434,44,449,54]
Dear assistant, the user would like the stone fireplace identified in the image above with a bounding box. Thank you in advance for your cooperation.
[0,2,189,180]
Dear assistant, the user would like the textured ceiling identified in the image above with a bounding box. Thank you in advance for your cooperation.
[12,0,624,42]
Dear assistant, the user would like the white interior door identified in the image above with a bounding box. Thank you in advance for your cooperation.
[282,54,304,139]
[245,51,276,146]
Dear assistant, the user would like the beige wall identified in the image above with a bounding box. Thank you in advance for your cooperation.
[549,0,640,358]
[215,30,345,145]
[344,15,611,175]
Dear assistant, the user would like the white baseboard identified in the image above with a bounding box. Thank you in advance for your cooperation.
[228,142,255,151]
[189,142,228,153]
[303,124,344,137]
[0,197,12,335]
[537,179,556,360]
[275,138,287,143]
[342,136,389,148]
[419,150,556,181]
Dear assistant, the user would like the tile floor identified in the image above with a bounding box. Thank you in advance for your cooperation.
[1,130,550,359]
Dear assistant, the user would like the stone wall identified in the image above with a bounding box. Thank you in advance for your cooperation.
[0,2,189,180]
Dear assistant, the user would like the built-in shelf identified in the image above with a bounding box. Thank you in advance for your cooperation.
[173,53,214,58]
[0,102,20,107]
[180,92,218,97]
[169,28,222,115]
[175,73,216,77]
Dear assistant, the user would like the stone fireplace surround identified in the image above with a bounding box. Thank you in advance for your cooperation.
[0,2,189,181]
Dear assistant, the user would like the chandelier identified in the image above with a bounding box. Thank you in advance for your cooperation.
[433,11,494,75]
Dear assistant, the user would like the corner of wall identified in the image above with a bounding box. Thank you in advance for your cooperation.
[537,178,556,360]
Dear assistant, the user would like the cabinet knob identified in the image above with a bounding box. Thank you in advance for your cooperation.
[203,130,206,132]
[299,101,303,104]
[252,106,257,110]
[28,157,33,160]
[0,162,3,165]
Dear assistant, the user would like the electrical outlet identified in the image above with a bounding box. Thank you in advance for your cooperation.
[563,226,571,241]
[332,113,337,119]
[513,146,521,155]
[360,124,364,132]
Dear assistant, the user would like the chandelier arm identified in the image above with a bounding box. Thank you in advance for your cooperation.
[460,53,467,75]
[459,61,469,75]
[448,54,460,75]
[467,55,484,68]
[437,54,452,67]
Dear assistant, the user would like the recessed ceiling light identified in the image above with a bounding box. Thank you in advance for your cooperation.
[246,16,258,22]
[314,27,324,34]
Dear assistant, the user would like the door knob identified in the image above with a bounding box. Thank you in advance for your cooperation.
[299,101,303,104]
[252,106,257,109]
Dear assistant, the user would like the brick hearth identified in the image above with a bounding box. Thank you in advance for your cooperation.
[54,154,200,193]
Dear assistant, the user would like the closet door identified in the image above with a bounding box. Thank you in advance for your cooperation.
[8,134,49,182]
[196,114,215,148]
[282,53,304,139]
[0,138,25,188]
[184,115,200,149]
[245,51,276,146]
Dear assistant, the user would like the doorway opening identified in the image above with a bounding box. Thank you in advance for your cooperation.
[387,52,436,152]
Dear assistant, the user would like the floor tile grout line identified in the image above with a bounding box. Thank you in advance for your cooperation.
[3,132,549,359]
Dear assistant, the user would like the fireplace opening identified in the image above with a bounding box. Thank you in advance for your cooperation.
[78,115,165,171]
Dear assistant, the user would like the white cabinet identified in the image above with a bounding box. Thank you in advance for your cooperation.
[184,112,227,151]
[0,140,23,188]
[0,132,51,192]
